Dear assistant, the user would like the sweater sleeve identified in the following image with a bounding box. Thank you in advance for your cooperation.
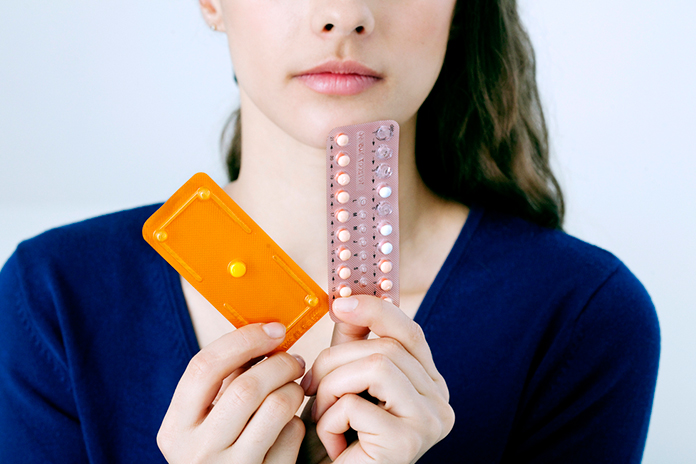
[0,249,89,463]
[506,262,661,463]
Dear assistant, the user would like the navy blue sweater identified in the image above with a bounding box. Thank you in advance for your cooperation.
[0,204,660,463]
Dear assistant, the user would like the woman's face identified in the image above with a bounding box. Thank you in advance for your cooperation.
[208,0,457,148]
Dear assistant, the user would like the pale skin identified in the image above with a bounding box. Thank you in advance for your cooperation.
[158,0,466,462]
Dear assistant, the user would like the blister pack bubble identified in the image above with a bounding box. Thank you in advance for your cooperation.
[326,120,400,313]
[142,172,329,352]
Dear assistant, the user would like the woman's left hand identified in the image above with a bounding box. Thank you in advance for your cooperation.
[300,295,455,463]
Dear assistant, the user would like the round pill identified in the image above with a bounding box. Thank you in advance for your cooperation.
[378,185,392,198]
[379,223,393,236]
[379,260,393,273]
[336,172,351,186]
[338,248,352,261]
[228,261,247,278]
[155,230,168,242]
[337,229,351,242]
[336,209,350,223]
[337,153,350,167]
[336,190,350,204]
[339,286,352,297]
[336,133,349,146]
[305,294,319,307]
[380,242,394,255]
[338,266,351,280]
[380,279,393,291]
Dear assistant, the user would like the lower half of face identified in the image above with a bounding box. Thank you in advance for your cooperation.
[220,0,457,148]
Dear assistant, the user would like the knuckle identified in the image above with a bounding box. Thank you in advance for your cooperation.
[276,352,302,375]
[407,322,426,346]
[378,336,405,356]
[187,351,218,380]
[366,352,390,372]
[227,375,261,406]
[265,387,302,420]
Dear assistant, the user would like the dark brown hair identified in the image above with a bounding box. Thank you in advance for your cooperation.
[221,0,564,229]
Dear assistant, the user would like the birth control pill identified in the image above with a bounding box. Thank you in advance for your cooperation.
[336,133,349,146]
[379,260,393,273]
[336,190,350,204]
[338,266,351,280]
[337,229,351,242]
[336,153,350,167]
[378,185,392,198]
[336,172,351,186]
[380,242,393,255]
[379,279,393,291]
[379,223,393,236]
[339,285,352,297]
[338,248,352,261]
[336,209,350,223]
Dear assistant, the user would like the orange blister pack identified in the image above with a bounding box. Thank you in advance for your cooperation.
[142,172,328,351]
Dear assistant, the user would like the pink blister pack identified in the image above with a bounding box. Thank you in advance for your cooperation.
[326,120,400,311]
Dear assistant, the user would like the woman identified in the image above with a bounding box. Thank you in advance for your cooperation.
[0,0,659,463]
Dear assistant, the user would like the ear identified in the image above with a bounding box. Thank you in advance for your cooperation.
[199,0,226,32]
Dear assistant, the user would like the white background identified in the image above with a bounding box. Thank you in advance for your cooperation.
[0,1,694,461]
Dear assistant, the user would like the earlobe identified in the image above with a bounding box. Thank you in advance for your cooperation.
[199,0,226,32]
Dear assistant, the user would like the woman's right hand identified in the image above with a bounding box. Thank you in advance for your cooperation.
[157,322,306,463]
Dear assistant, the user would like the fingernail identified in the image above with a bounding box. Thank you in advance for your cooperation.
[262,322,286,339]
[300,369,312,393]
[332,297,358,312]
[292,354,306,370]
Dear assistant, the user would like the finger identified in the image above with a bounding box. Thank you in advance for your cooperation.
[302,338,435,398]
[316,393,398,462]
[312,354,421,422]
[330,296,446,397]
[212,356,264,406]
[225,382,304,462]
[263,416,305,464]
[201,352,305,451]
[165,322,287,429]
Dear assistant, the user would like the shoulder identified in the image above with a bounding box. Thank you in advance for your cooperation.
[435,205,659,348]
[2,204,165,327]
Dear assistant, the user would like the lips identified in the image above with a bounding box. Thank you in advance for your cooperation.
[295,61,383,96]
